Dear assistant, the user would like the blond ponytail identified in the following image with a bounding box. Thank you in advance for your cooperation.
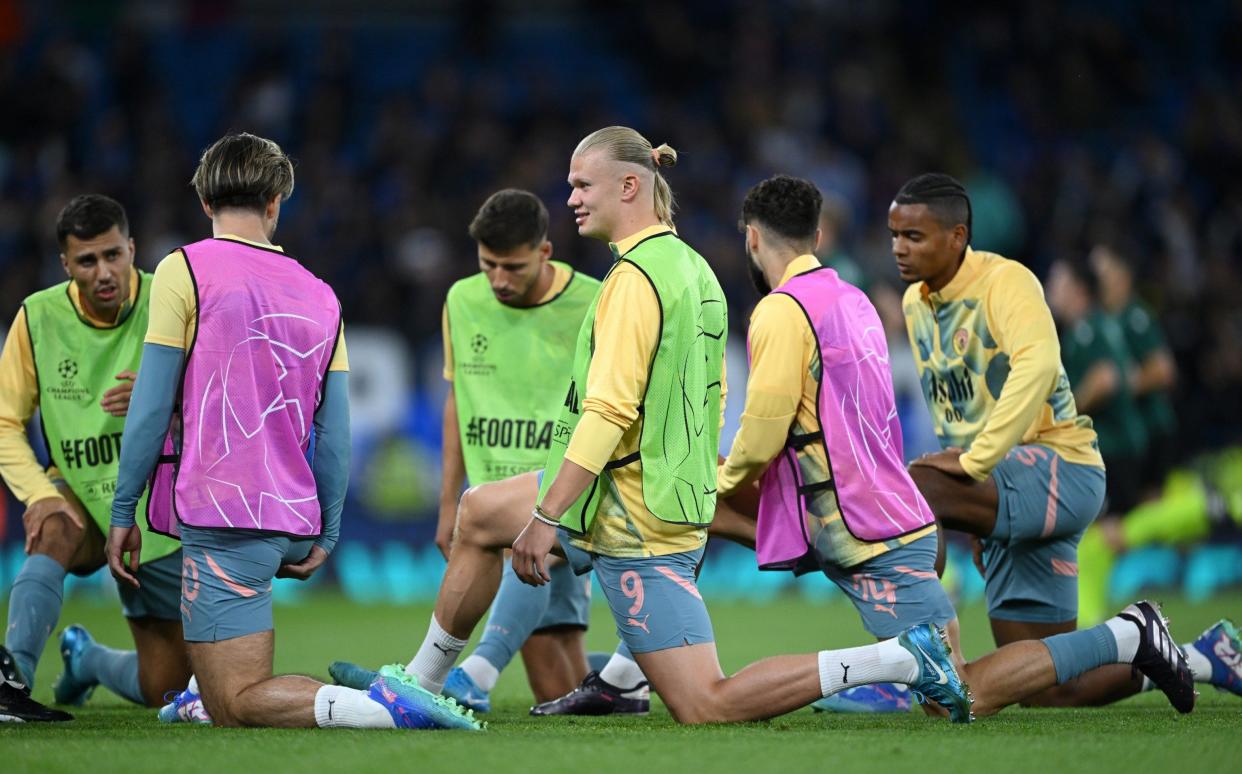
[574,127,678,226]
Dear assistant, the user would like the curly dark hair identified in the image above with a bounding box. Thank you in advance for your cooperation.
[740,175,823,244]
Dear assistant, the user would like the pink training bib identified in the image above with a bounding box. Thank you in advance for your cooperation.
[146,237,341,538]
[754,267,934,570]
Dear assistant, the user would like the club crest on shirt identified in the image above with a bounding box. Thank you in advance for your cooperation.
[952,327,970,356]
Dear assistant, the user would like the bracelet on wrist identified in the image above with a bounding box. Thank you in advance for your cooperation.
[531,504,559,527]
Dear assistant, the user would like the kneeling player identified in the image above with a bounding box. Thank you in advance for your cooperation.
[340,128,975,725]
[1,195,189,710]
[716,175,1194,719]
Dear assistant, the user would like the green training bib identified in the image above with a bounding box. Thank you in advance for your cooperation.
[447,262,600,484]
[540,233,727,534]
[23,273,180,564]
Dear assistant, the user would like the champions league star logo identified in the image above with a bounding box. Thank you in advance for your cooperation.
[58,359,78,380]
[471,334,489,356]
[197,313,335,530]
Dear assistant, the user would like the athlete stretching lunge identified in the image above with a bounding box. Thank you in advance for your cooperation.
[339,128,974,724]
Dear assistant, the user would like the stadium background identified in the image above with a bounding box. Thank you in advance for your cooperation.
[1,0,1241,611]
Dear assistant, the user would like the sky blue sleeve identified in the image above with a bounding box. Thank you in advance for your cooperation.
[111,343,183,528]
[312,370,350,554]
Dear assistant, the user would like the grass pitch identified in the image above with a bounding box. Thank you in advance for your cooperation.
[3,590,1238,773]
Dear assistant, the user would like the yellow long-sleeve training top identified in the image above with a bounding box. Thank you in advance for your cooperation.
[145,236,348,372]
[0,268,141,505]
[719,255,933,568]
[902,247,1102,480]
[562,224,726,558]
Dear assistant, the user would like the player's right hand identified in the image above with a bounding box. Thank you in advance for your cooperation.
[100,370,137,417]
[22,496,82,555]
[106,525,142,589]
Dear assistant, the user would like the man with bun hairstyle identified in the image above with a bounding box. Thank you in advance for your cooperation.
[348,128,973,725]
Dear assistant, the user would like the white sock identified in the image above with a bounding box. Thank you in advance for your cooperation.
[460,655,500,693]
[817,638,919,698]
[187,674,200,695]
[1105,616,1142,663]
[405,616,468,694]
[314,685,396,729]
[1183,642,1212,682]
[599,651,648,698]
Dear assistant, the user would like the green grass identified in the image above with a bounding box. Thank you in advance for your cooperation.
[3,592,1239,773]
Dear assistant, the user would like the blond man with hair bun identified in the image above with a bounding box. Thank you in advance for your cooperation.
[371,126,969,725]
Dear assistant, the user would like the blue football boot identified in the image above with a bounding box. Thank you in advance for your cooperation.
[1190,619,1242,696]
[897,623,974,723]
[442,667,491,713]
[368,665,484,731]
[329,660,379,691]
[52,625,97,706]
[158,683,212,724]
[811,683,913,713]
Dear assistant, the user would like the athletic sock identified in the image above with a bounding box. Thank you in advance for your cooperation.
[1183,643,1213,683]
[459,655,500,693]
[470,558,552,680]
[1043,616,1138,684]
[314,684,395,728]
[1105,615,1141,662]
[4,553,67,688]
[80,643,143,704]
[406,616,467,694]
[817,638,918,698]
[599,648,647,698]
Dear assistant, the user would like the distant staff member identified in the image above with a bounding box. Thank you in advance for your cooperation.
[1090,245,1178,498]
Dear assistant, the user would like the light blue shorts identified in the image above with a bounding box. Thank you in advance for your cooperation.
[816,534,957,638]
[984,445,1107,623]
[178,525,315,643]
[536,558,592,631]
[118,549,183,621]
[558,535,714,654]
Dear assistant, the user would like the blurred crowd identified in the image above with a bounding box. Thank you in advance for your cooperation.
[1,0,1240,495]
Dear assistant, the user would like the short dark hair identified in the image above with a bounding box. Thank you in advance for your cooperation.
[467,189,549,253]
[55,194,129,249]
[191,132,295,214]
[894,173,972,240]
[740,175,823,244]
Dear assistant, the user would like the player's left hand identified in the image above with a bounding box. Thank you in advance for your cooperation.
[276,545,329,581]
[512,517,557,586]
[106,524,142,589]
[910,447,968,478]
[100,370,137,417]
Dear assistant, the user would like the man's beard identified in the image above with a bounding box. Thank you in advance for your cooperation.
[748,259,771,296]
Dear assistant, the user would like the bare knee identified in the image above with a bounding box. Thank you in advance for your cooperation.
[454,489,486,544]
[455,484,516,549]
[663,684,730,725]
[30,512,84,564]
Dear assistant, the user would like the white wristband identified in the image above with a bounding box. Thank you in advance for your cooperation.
[531,505,559,527]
